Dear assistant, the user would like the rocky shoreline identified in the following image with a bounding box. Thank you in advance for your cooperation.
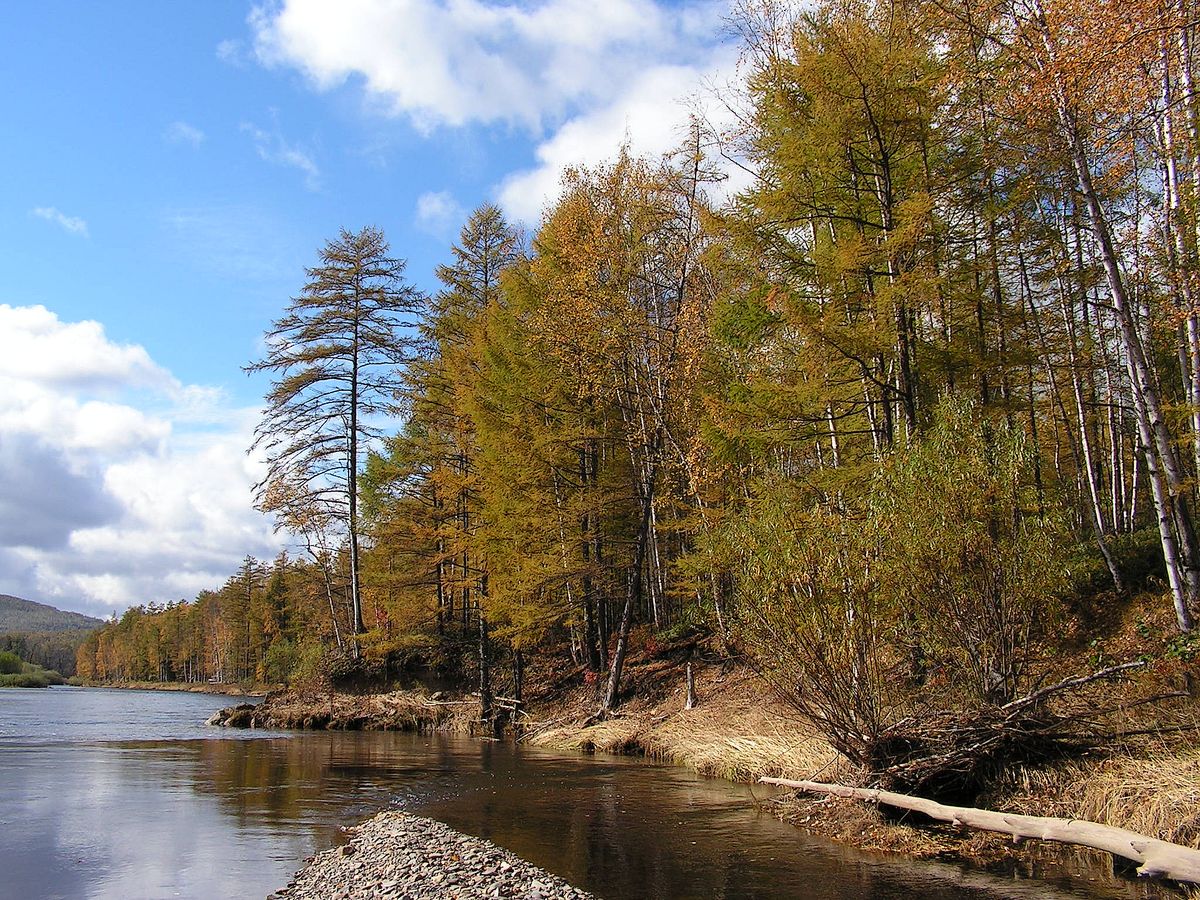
[209,690,479,731]
[269,811,594,900]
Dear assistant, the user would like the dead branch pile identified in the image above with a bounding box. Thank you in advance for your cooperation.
[862,661,1153,801]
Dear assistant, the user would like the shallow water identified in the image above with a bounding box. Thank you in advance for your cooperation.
[0,687,1169,899]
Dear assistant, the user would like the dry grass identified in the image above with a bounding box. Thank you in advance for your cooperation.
[104,680,270,696]
[526,660,842,784]
[985,595,1200,854]
[238,689,481,732]
[997,745,1200,849]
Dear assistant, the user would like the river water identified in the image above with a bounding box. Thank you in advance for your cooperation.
[0,687,1167,900]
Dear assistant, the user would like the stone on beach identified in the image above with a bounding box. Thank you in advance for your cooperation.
[268,811,594,900]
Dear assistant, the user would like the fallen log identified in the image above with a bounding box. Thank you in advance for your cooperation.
[760,777,1200,883]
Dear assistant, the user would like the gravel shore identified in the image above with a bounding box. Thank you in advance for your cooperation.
[268,811,596,900]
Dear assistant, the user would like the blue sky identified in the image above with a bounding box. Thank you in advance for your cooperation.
[0,0,743,617]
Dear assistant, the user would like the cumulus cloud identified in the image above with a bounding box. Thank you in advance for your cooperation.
[248,0,747,222]
[241,118,321,190]
[165,121,206,147]
[498,54,747,221]
[0,305,281,615]
[414,190,465,238]
[31,206,89,237]
[0,305,172,392]
[0,434,119,552]
[252,0,726,129]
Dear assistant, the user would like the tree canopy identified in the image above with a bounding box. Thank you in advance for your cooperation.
[86,0,1200,748]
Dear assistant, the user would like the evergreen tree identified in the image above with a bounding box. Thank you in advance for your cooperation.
[248,226,421,642]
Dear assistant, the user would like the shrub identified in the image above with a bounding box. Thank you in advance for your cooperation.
[871,397,1068,704]
[728,484,905,765]
[264,639,300,684]
[289,641,331,692]
[0,671,50,687]
[0,651,21,674]
[728,397,1068,766]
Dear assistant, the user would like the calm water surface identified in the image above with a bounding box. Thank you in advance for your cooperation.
[0,688,1167,900]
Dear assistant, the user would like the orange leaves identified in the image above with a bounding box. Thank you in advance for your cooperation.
[997,0,1174,130]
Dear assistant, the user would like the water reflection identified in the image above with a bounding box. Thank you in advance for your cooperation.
[0,689,1173,900]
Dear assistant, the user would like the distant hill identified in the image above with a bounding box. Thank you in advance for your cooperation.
[0,595,103,633]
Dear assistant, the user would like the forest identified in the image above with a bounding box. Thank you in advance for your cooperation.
[78,0,1200,760]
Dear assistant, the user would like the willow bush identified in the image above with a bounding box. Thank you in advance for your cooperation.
[728,483,909,765]
[731,398,1068,766]
[873,398,1068,704]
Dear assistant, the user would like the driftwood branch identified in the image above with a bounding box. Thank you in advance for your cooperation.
[760,777,1200,883]
[1000,660,1147,714]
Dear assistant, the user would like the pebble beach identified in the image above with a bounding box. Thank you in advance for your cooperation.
[268,812,595,900]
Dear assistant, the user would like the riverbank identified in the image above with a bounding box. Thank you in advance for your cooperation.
[532,663,1200,893]
[86,680,272,696]
[269,811,595,900]
[208,689,478,730]
[212,620,1200,891]
[0,651,65,688]
[0,671,64,687]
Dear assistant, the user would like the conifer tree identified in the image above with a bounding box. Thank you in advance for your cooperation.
[248,226,421,644]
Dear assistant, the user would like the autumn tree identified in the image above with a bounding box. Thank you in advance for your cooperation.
[248,226,421,643]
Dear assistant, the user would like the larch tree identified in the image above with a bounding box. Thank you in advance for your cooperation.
[362,204,522,727]
[489,149,717,712]
[248,226,421,645]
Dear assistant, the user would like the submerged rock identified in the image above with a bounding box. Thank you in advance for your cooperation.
[207,703,258,727]
[268,811,594,900]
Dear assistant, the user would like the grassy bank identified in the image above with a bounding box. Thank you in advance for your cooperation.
[0,649,65,688]
[524,660,837,782]
[0,669,65,688]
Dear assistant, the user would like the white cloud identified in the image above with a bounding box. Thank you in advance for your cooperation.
[247,1,748,222]
[216,38,249,66]
[0,305,282,616]
[498,51,750,222]
[414,190,465,238]
[241,118,321,190]
[165,120,206,147]
[31,206,89,237]
[250,0,728,131]
[0,305,172,392]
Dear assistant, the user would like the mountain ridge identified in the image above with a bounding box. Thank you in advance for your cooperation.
[0,594,103,633]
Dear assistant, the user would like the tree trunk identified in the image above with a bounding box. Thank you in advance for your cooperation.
[759,778,1200,883]
[479,611,495,737]
[602,469,657,713]
[512,649,524,705]
[1037,15,1198,627]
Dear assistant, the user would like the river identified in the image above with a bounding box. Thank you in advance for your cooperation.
[0,687,1168,900]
